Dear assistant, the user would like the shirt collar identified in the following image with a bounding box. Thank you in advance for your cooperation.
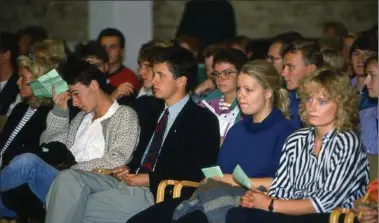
[309,127,336,142]
[165,94,189,120]
[91,101,120,122]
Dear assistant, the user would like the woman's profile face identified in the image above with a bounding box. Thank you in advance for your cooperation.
[17,67,35,99]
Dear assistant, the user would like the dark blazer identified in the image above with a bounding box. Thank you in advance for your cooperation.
[0,102,51,168]
[0,73,19,115]
[129,98,220,200]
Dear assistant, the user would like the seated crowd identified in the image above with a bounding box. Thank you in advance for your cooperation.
[0,22,377,223]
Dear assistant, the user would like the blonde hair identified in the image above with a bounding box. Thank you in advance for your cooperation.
[240,59,290,119]
[17,55,54,108]
[298,67,359,132]
[30,38,67,69]
[322,48,345,72]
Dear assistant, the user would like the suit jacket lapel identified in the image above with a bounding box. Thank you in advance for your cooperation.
[160,100,193,150]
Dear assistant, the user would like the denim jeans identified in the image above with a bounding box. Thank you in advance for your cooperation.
[0,153,59,204]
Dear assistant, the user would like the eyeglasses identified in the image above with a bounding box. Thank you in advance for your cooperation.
[266,55,282,62]
[211,70,238,80]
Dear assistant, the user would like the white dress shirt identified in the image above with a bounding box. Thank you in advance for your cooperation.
[70,101,120,162]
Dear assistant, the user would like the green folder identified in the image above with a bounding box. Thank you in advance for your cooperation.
[201,166,224,178]
[232,165,252,189]
[29,69,69,98]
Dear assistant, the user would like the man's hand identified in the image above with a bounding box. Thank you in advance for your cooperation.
[111,166,130,179]
[194,79,216,95]
[111,82,134,100]
[52,85,70,110]
[122,174,149,187]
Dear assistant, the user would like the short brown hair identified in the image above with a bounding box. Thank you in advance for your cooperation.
[138,40,172,63]
[203,43,228,58]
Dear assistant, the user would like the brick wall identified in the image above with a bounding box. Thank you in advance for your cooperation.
[0,0,88,43]
[0,0,376,44]
[153,0,378,40]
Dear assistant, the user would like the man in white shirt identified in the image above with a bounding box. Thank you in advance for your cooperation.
[0,61,140,217]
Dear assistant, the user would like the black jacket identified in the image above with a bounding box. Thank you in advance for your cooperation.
[129,98,220,200]
[0,73,19,115]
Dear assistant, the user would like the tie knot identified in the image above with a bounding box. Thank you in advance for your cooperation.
[163,108,169,116]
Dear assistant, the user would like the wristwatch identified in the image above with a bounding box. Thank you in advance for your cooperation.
[268,199,275,212]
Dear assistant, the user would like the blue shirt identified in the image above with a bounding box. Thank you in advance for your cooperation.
[217,108,296,178]
[359,87,377,110]
[360,106,378,155]
[289,91,302,129]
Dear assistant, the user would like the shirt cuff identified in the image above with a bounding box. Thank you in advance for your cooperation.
[310,197,325,213]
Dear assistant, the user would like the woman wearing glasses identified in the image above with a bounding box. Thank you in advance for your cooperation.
[200,48,247,138]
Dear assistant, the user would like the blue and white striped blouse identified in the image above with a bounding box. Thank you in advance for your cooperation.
[268,127,369,213]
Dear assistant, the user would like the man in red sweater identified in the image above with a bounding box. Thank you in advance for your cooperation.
[97,28,140,100]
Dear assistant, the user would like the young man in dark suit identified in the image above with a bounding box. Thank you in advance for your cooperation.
[45,46,220,223]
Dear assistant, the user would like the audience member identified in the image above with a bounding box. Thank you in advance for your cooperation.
[266,31,303,73]
[45,46,220,223]
[226,68,368,223]
[97,28,140,102]
[281,40,323,128]
[192,43,228,103]
[230,35,253,59]
[127,60,296,223]
[17,26,48,56]
[0,32,20,119]
[360,53,378,180]
[1,62,140,221]
[0,55,54,221]
[200,48,247,137]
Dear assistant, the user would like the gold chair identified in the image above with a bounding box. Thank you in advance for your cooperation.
[329,208,355,223]
[173,180,200,199]
[329,193,371,223]
[0,220,16,223]
[156,180,179,203]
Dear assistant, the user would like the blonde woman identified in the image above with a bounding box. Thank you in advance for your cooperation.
[227,68,369,223]
[127,60,296,223]
[0,56,54,221]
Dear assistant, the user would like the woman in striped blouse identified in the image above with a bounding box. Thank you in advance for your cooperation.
[226,68,369,222]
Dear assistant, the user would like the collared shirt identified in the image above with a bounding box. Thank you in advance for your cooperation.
[137,95,189,172]
[70,101,120,162]
[360,106,378,155]
[137,87,153,98]
[268,128,369,213]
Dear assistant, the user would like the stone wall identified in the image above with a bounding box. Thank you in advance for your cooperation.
[153,0,378,40]
[0,0,376,44]
[0,0,88,43]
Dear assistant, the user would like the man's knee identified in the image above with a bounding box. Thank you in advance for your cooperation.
[10,153,41,167]
[54,169,81,185]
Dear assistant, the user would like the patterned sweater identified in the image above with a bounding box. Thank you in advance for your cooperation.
[40,105,140,171]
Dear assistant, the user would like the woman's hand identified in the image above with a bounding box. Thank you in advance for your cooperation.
[240,189,272,211]
[353,203,378,223]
